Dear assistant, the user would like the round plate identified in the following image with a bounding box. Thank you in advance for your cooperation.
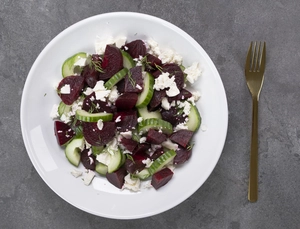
[20,12,228,219]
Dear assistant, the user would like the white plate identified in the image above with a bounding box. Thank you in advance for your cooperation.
[20,12,228,219]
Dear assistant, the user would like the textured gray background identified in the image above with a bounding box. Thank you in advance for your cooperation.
[1,0,300,228]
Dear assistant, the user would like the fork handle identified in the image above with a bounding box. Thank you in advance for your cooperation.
[248,96,259,202]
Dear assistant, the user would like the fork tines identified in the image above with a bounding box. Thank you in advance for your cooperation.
[246,41,266,74]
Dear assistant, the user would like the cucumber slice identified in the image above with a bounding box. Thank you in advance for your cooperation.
[121,51,135,69]
[137,107,162,120]
[65,137,84,167]
[186,104,201,131]
[91,146,104,156]
[62,52,87,77]
[95,162,108,175]
[135,168,150,179]
[75,109,113,122]
[58,101,71,117]
[107,148,123,173]
[136,72,154,108]
[104,68,128,90]
[138,118,173,135]
[148,149,176,175]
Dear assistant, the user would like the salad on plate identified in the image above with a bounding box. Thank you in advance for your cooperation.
[50,35,202,191]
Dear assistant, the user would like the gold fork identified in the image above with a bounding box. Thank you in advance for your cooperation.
[245,41,266,202]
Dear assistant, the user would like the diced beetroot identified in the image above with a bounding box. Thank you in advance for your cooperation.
[150,147,164,160]
[57,75,85,105]
[124,66,144,93]
[116,78,125,93]
[82,121,116,146]
[169,130,194,148]
[173,146,192,165]
[120,137,138,152]
[99,45,123,80]
[146,129,167,144]
[151,167,174,190]
[132,152,147,172]
[124,159,137,174]
[114,110,137,132]
[81,64,99,88]
[123,40,146,59]
[152,63,184,90]
[161,107,186,126]
[106,166,127,189]
[133,143,150,155]
[144,54,162,72]
[82,92,113,113]
[80,148,96,170]
[54,121,75,145]
[168,88,193,103]
[149,90,166,110]
[115,93,138,111]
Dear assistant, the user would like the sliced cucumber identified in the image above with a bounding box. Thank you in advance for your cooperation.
[75,109,113,122]
[95,162,108,175]
[122,51,135,69]
[91,145,104,156]
[65,137,84,167]
[148,149,176,175]
[137,107,162,120]
[186,104,201,131]
[107,148,123,173]
[135,168,150,180]
[62,52,87,77]
[138,118,173,135]
[136,72,154,108]
[104,68,128,90]
[58,101,72,117]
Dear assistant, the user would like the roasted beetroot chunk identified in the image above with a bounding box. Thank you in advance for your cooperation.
[120,137,138,152]
[114,110,138,132]
[54,121,75,145]
[115,93,138,111]
[173,147,192,165]
[106,166,127,189]
[146,129,167,144]
[150,147,164,160]
[144,54,162,72]
[149,90,166,110]
[81,64,99,88]
[151,167,174,190]
[82,92,114,113]
[133,143,151,155]
[124,66,144,93]
[169,130,194,148]
[57,75,85,105]
[82,121,116,146]
[168,88,193,103]
[80,148,96,170]
[98,45,123,80]
[124,40,146,59]
[161,107,186,126]
[124,157,145,174]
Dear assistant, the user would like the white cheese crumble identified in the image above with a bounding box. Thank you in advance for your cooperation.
[123,174,141,192]
[60,84,71,94]
[114,36,127,48]
[50,104,59,119]
[97,119,103,130]
[142,158,153,168]
[96,152,111,165]
[153,72,180,97]
[162,139,178,150]
[137,117,143,123]
[139,137,147,143]
[83,170,95,185]
[120,131,132,139]
[84,87,94,96]
[184,62,202,84]
[178,101,191,117]
[71,169,83,178]
[108,86,119,103]
[161,97,171,110]
[74,57,87,67]
[93,80,111,101]
[115,116,121,123]
[95,36,127,54]
[174,122,188,131]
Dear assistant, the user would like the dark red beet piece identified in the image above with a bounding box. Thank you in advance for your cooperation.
[80,148,96,170]
[57,75,85,105]
[124,159,137,174]
[106,166,127,189]
[133,143,150,155]
[169,130,194,148]
[120,137,138,152]
[54,121,75,145]
[81,64,99,88]
[124,66,144,93]
[124,40,146,59]
[161,106,186,126]
[131,153,147,172]
[83,121,116,146]
[115,93,138,111]
[150,147,164,160]
[99,45,123,80]
[173,146,192,165]
[146,129,167,144]
[151,167,174,190]
[82,92,113,113]
[149,90,166,110]
[168,88,193,103]
[114,110,138,132]
[144,54,162,72]
[116,78,125,93]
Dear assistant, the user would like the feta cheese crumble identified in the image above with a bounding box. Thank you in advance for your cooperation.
[93,80,111,101]
[97,119,103,130]
[123,174,141,192]
[83,170,95,185]
[153,72,180,97]
[60,84,71,94]
[184,62,202,84]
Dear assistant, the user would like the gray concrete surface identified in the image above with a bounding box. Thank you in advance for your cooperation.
[1,0,300,228]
